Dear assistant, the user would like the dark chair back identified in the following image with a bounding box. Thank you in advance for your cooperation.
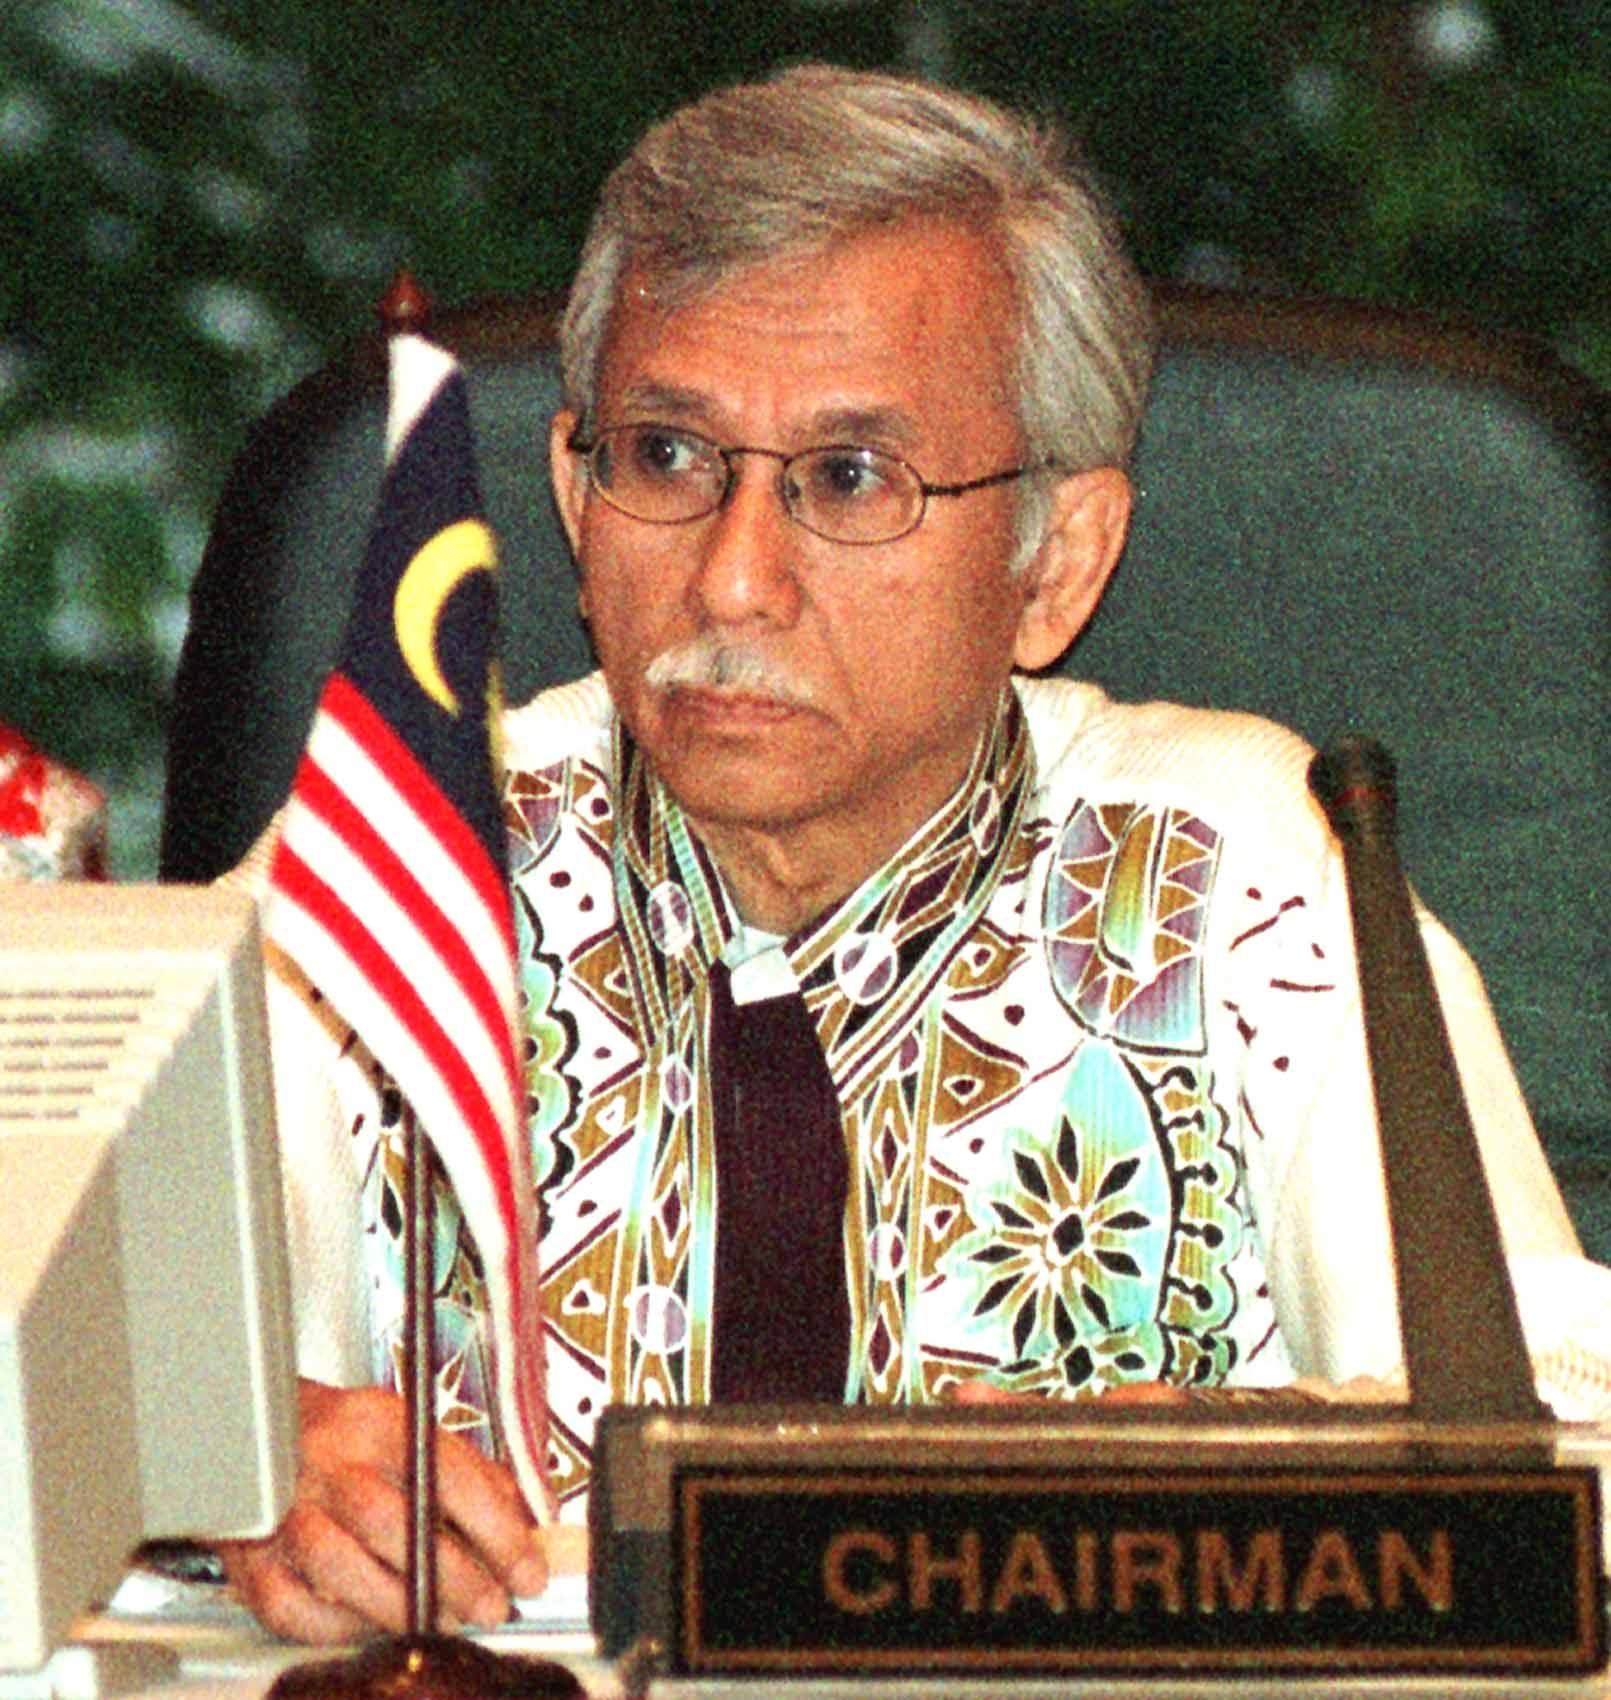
[159,285,1610,1257]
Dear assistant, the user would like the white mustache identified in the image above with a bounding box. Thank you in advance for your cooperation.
[643,637,817,709]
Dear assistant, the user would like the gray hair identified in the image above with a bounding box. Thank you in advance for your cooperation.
[559,64,1154,567]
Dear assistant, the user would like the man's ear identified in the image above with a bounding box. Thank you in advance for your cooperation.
[1011,467,1133,672]
[549,408,589,618]
[550,408,589,554]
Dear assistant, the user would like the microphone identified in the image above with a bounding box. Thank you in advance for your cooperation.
[1308,736,1543,1422]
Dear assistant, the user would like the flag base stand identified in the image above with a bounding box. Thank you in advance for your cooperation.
[266,1632,583,1699]
[267,1104,577,1700]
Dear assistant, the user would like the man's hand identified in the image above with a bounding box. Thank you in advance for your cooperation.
[951,1378,1191,1407]
[218,1378,549,1645]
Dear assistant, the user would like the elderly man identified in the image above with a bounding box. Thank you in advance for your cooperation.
[224,64,1604,1642]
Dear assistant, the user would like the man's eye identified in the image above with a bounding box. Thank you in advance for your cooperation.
[628,427,704,480]
[804,450,890,504]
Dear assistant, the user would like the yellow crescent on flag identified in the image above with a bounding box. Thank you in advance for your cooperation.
[393,518,498,715]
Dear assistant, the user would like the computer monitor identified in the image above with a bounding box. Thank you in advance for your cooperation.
[0,884,298,1673]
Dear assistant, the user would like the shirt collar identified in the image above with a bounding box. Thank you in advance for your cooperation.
[611,688,1034,1071]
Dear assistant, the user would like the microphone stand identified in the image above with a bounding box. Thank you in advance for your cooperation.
[1307,735,1543,1422]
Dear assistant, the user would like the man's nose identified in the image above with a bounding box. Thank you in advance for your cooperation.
[686,456,805,629]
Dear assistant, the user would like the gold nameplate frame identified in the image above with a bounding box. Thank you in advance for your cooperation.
[590,1403,1605,1679]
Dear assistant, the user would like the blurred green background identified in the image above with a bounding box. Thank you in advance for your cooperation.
[2,0,1607,877]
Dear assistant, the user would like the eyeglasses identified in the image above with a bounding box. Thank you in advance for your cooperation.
[567,422,1037,546]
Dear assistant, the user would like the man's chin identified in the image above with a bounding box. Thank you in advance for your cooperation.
[645,734,834,835]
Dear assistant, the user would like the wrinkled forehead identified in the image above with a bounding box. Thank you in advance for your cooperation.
[591,219,1023,444]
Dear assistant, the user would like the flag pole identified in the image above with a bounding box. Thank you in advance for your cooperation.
[379,270,443,1644]
[380,269,432,338]
[362,267,437,1643]
[403,1099,438,1636]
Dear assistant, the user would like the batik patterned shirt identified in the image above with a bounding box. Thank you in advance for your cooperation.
[258,672,1594,1520]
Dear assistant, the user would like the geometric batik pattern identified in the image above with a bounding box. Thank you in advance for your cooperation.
[1044,800,1220,1052]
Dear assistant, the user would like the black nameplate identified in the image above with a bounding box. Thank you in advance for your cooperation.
[674,1465,1604,1676]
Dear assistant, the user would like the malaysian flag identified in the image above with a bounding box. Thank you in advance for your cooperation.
[266,324,549,1518]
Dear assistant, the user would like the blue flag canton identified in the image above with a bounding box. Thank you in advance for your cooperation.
[342,370,506,869]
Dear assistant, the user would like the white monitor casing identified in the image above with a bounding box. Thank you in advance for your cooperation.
[0,885,297,1672]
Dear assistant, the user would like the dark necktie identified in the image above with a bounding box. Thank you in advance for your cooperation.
[706,960,851,1402]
